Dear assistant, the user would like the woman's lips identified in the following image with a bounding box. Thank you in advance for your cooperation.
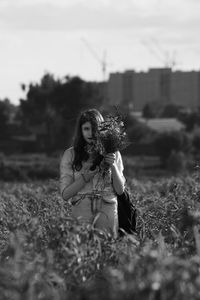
[87,138,93,143]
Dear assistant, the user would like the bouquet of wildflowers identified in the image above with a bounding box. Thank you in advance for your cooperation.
[88,112,129,170]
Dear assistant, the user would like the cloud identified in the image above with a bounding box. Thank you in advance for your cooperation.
[0,0,200,105]
[0,0,199,34]
[0,2,142,31]
[1,0,199,66]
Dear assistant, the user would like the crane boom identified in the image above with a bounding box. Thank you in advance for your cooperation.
[81,37,107,81]
[141,38,177,69]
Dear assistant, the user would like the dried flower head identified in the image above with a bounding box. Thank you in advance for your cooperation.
[97,114,128,154]
[88,111,129,170]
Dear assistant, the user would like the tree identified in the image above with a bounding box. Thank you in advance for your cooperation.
[167,150,187,174]
[154,131,192,166]
[161,104,180,118]
[142,101,164,119]
[192,130,200,158]
[125,114,155,144]
[19,73,104,152]
[0,99,16,139]
[142,103,155,119]
[178,111,200,132]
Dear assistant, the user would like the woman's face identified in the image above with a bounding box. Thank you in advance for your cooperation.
[82,121,93,144]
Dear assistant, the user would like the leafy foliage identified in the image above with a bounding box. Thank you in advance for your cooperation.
[0,154,59,181]
[97,113,129,153]
[178,110,200,131]
[166,151,187,174]
[154,131,192,165]
[125,114,155,144]
[0,99,17,139]
[19,73,104,152]
[1,173,200,299]
[86,111,130,170]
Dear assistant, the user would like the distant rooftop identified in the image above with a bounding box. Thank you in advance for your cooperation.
[139,118,185,132]
[131,111,143,118]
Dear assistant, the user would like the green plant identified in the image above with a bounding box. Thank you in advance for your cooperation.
[1,174,200,299]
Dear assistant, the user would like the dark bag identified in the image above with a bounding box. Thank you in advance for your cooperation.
[117,189,137,236]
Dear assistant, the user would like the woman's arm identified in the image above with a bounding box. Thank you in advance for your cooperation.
[111,163,125,195]
[62,168,97,201]
[104,152,125,195]
[60,148,97,201]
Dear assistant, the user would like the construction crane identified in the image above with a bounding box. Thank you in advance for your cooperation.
[81,37,108,82]
[141,37,177,69]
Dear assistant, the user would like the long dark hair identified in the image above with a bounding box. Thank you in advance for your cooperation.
[72,109,103,171]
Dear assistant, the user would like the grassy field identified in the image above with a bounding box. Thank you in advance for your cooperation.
[1,171,200,299]
[0,152,164,182]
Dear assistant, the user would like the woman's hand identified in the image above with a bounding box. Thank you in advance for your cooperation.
[104,153,116,167]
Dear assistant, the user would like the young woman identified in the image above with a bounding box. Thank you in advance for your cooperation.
[60,108,125,238]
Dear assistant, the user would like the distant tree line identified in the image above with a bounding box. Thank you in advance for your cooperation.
[0,98,17,139]
[140,100,200,172]
[0,73,104,152]
[1,74,200,174]
[142,101,200,131]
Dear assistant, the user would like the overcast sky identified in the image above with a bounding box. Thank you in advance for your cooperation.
[0,0,200,104]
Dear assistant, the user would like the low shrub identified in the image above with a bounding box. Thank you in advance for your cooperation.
[1,173,200,299]
[0,154,59,181]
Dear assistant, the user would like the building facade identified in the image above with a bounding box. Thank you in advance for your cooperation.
[107,68,200,111]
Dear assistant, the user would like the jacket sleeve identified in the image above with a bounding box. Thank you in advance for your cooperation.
[59,148,74,198]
